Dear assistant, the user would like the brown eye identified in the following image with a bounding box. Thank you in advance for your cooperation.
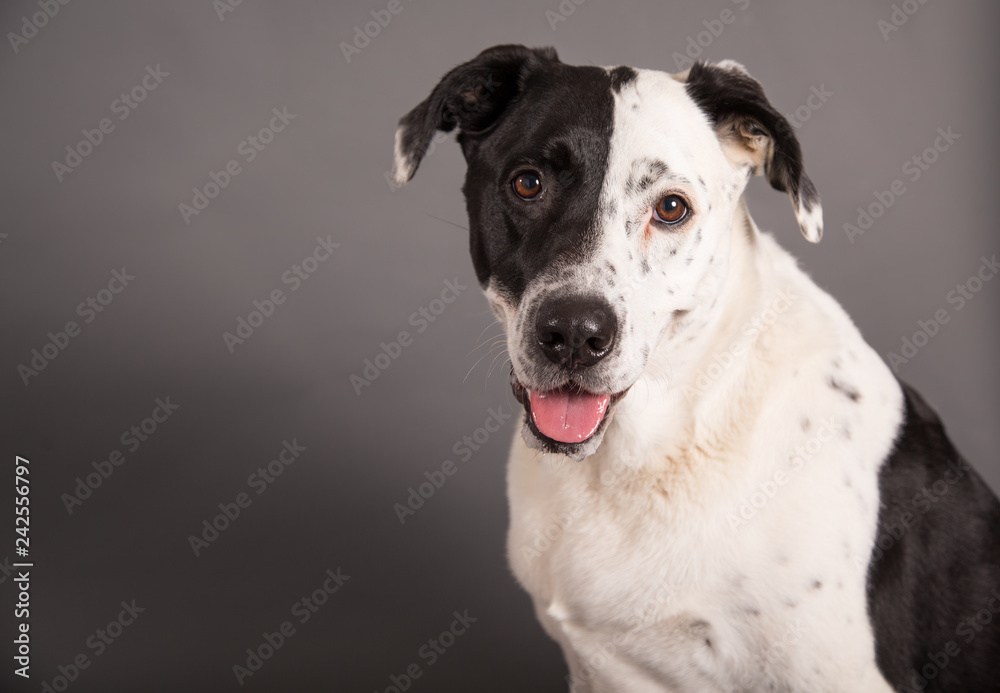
[513,172,542,200]
[653,195,688,224]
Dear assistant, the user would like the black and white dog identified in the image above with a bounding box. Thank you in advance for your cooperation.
[391,45,1000,692]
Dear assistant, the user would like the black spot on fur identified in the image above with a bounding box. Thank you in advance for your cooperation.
[625,159,670,196]
[688,619,710,636]
[828,376,860,402]
[811,580,823,590]
[608,65,637,93]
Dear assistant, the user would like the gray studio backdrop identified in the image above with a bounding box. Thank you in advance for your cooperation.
[1,1,998,691]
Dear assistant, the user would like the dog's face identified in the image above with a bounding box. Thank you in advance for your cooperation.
[393,45,822,459]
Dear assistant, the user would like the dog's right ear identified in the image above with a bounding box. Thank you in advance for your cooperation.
[391,44,559,187]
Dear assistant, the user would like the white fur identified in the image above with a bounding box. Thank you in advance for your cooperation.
[391,126,414,187]
[501,68,903,692]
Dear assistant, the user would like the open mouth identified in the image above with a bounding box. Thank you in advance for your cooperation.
[511,369,628,454]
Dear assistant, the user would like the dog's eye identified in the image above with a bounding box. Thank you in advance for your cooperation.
[653,195,688,224]
[513,172,542,200]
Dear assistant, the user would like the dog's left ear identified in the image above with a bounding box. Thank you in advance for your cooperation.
[681,60,823,243]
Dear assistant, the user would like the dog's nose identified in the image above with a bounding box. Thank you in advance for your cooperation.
[535,296,617,368]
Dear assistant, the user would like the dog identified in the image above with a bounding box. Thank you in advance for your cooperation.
[391,45,1000,692]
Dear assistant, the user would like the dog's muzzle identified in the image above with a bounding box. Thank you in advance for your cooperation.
[511,295,628,458]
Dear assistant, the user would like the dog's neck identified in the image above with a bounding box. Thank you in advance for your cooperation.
[598,198,790,473]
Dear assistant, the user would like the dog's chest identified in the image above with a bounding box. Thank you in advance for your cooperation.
[507,425,887,691]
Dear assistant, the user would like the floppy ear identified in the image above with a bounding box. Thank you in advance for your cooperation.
[682,60,823,243]
[391,44,560,188]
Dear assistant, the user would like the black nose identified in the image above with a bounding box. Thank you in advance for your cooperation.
[535,296,617,368]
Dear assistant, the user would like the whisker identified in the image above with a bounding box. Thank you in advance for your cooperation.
[486,347,511,380]
[463,348,496,384]
[425,213,469,231]
[466,328,507,357]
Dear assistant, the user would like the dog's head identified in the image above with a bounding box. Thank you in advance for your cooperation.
[392,45,822,459]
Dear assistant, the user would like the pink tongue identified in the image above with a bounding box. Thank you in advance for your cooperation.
[529,389,610,444]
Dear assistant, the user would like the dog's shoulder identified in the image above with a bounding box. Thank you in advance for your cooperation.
[867,382,1000,688]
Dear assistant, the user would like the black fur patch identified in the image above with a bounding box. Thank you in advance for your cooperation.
[396,46,619,299]
[866,383,1000,690]
[609,65,638,93]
